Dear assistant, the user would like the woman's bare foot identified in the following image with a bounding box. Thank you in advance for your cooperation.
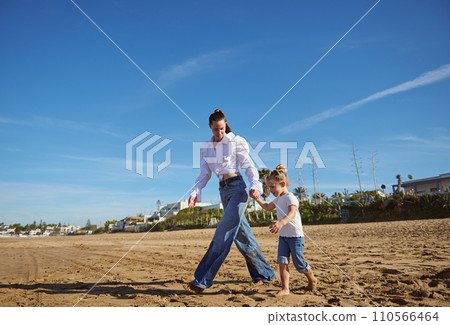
[276,288,290,297]
[187,283,205,294]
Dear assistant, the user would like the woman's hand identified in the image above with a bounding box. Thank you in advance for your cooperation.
[188,195,197,208]
[249,189,260,200]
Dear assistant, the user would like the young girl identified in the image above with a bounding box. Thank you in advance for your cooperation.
[187,109,276,293]
[254,164,317,296]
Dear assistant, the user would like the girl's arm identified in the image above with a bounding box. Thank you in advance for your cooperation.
[269,205,297,233]
[255,197,275,211]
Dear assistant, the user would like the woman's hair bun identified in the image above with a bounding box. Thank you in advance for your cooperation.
[214,109,222,113]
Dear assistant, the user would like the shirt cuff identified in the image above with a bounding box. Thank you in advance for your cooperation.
[249,180,263,194]
[190,187,202,202]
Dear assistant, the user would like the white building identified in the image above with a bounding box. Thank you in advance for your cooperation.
[393,173,450,195]
[60,225,80,234]
[152,200,221,219]
[201,203,223,210]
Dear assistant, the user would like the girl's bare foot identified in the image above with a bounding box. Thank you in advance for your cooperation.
[305,278,318,291]
[276,288,290,297]
[304,269,317,291]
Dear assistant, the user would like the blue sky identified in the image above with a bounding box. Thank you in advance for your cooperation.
[1,0,449,226]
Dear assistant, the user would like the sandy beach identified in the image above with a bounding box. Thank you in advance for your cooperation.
[0,218,449,307]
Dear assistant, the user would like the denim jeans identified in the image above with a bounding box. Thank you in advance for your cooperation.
[191,178,276,289]
[277,236,310,273]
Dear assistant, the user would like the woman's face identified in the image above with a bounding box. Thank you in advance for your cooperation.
[210,120,226,142]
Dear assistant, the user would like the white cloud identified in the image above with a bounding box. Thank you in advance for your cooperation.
[0,115,123,138]
[158,49,233,86]
[0,117,31,126]
[280,64,450,133]
[383,130,450,150]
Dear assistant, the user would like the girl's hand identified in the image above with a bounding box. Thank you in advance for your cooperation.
[249,189,260,200]
[269,220,282,234]
[188,195,197,208]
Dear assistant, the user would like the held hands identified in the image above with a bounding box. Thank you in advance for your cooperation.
[188,195,197,208]
[269,220,283,234]
[249,189,260,200]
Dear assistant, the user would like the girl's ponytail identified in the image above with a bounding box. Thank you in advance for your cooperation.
[265,164,290,186]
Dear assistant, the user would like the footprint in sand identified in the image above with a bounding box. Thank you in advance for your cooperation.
[226,294,255,305]
[390,298,408,306]
[250,295,266,302]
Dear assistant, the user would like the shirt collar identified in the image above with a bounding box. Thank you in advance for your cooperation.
[209,132,235,144]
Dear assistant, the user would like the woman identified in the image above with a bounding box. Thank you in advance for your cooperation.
[188,109,276,293]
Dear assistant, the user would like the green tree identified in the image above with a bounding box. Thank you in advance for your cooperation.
[331,192,343,199]
[258,168,271,200]
[312,193,327,200]
[293,186,307,201]
[13,224,23,234]
[396,174,404,196]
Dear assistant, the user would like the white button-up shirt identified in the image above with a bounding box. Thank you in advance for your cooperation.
[190,132,263,202]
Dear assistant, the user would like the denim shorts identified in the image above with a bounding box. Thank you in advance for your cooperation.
[277,236,310,273]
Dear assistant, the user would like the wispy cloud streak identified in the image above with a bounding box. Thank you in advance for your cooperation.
[280,64,450,133]
[158,49,232,86]
[0,115,124,138]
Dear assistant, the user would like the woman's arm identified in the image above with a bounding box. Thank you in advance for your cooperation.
[235,136,264,194]
[189,156,212,206]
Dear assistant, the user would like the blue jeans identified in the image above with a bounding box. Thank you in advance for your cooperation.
[191,178,276,289]
[277,236,310,273]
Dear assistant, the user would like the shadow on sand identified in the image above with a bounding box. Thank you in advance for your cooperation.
[0,279,264,301]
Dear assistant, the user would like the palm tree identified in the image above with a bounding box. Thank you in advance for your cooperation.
[293,186,307,201]
[258,168,271,200]
[343,188,350,199]
[313,193,326,199]
[396,174,403,195]
[312,193,327,202]
[331,192,343,199]
[257,168,271,219]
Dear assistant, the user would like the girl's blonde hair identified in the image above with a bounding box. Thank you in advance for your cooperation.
[265,164,289,186]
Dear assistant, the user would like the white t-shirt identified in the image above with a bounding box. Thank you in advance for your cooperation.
[272,192,304,237]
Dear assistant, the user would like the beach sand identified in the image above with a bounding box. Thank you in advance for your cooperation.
[0,218,449,307]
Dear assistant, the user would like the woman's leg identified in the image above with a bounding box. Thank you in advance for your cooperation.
[191,183,247,289]
[234,216,276,282]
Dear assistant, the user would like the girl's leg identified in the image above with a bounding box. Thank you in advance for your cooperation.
[288,237,317,291]
[276,237,291,296]
[304,269,317,291]
[277,264,290,297]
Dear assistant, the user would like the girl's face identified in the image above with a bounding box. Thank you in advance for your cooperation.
[266,179,286,197]
[210,120,226,142]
